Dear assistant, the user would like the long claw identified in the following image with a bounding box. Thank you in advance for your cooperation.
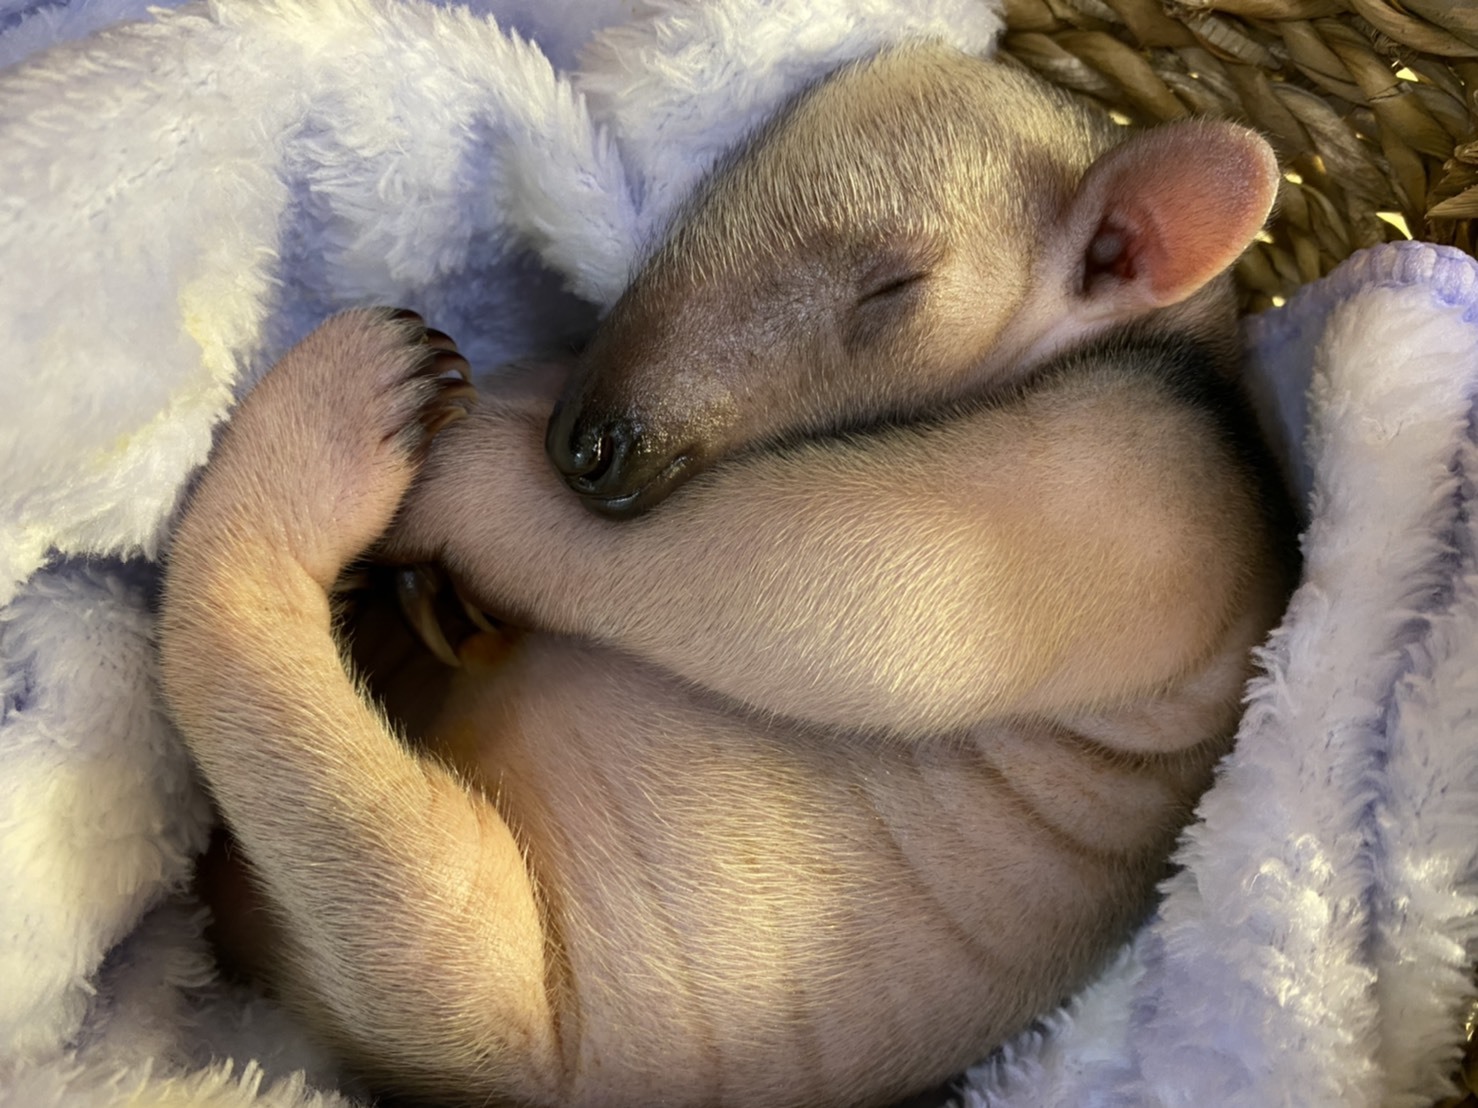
[423,405,470,438]
[454,581,497,633]
[435,380,477,403]
[427,350,472,382]
[395,565,461,667]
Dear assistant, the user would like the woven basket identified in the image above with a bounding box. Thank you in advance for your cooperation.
[993,3,1478,1103]
[995,0,1478,314]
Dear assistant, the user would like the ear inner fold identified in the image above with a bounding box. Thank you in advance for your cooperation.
[1073,120,1279,312]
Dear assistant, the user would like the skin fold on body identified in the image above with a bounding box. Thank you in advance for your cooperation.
[160,44,1300,1108]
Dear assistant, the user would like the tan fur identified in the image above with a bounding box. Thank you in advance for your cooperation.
[159,45,1296,1108]
[546,48,1275,514]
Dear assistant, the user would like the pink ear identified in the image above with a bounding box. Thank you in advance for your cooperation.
[1067,121,1278,317]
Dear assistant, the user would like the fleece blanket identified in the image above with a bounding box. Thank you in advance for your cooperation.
[3,1,1478,1105]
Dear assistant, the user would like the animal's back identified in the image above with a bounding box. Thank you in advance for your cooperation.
[402,337,1296,1108]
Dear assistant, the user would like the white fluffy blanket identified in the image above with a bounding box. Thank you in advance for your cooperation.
[2,2,1477,1105]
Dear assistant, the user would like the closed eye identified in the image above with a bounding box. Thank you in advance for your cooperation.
[846,262,931,352]
[858,270,928,305]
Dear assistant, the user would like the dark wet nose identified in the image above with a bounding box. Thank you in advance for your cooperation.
[546,401,640,496]
[546,400,699,519]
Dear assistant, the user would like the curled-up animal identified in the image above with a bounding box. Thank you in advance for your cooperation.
[160,44,1298,1108]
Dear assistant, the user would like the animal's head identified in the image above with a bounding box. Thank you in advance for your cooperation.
[547,44,1279,517]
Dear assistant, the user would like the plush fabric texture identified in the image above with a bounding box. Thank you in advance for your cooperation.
[1,1,1475,1105]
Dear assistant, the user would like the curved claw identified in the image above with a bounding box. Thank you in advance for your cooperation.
[424,327,458,352]
[453,580,497,633]
[427,349,472,382]
[422,404,470,438]
[412,379,476,451]
[434,380,477,405]
[394,565,461,668]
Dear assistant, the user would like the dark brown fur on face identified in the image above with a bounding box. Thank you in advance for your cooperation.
[160,44,1297,1108]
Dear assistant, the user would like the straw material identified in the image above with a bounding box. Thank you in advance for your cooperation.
[995,0,1478,312]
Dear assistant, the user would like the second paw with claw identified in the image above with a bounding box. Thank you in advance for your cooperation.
[393,562,509,668]
[387,309,479,455]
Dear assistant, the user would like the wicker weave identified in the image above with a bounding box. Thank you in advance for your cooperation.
[995,0,1478,313]
[994,5,1478,1101]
